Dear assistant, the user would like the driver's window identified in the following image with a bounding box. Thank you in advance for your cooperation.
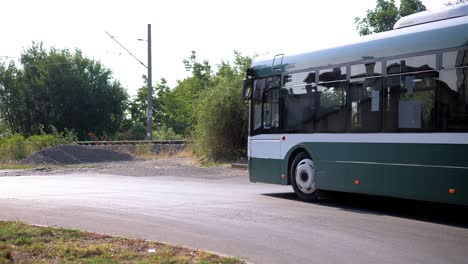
[252,76,280,134]
[252,79,265,132]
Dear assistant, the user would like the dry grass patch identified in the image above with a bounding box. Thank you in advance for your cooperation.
[135,147,193,160]
[0,221,243,264]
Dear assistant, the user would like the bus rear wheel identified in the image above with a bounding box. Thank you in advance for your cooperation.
[290,151,319,202]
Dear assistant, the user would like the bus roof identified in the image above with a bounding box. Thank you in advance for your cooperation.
[394,3,468,29]
[250,15,468,78]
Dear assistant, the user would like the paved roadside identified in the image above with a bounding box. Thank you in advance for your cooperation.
[1,159,467,264]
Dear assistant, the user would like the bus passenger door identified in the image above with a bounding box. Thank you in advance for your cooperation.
[249,76,283,184]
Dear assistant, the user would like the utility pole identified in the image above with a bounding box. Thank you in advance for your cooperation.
[146,24,153,140]
[105,25,154,140]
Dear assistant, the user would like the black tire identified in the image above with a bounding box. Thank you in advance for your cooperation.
[290,151,319,202]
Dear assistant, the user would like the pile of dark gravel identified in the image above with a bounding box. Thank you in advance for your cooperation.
[24,145,133,165]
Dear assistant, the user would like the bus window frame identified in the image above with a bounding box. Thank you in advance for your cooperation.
[250,75,282,136]
[348,76,384,133]
[315,79,349,133]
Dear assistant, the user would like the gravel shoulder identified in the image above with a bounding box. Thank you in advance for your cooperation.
[0,157,247,180]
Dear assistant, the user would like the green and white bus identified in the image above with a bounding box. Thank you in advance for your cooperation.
[242,4,468,205]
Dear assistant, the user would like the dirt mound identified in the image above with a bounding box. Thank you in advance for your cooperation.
[24,145,133,165]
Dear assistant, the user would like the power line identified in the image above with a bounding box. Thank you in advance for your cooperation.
[105,27,153,140]
[4,61,92,68]
[0,56,15,58]
[106,51,129,56]
[105,31,147,68]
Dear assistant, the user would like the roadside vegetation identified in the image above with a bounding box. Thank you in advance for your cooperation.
[0,164,37,170]
[123,51,251,162]
[0,221,243,264]
[0,126,76,163]
[1,48,251,163]
[134,144,193,160]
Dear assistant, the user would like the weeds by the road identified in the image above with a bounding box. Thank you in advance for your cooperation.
[196,159,231,168]
[0,221,243,264]
[135,147,193,160]
[0,128,77,162]
[0,164,38,170]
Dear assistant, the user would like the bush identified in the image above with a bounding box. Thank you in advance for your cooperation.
[26,134,60,154]
[152,125,183,141]
[113,124,184,141]
[114,124,147,140]
[45,125,78,144]
[0,126,77,162]
[194,77,248,161]
[0,134,27,160]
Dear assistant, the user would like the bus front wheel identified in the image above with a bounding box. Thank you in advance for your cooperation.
[290,152,319,202]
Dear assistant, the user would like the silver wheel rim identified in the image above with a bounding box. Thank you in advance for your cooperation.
[295,158,315,194]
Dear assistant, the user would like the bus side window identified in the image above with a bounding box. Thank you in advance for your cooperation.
[383,71,438,131]
[348,77,382,132]
[439,67,468,131]
[316,81,347,132]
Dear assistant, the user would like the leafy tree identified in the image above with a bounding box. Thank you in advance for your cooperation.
[125,78,171,139]
[153,79,171,128]
[183,50,212,89]
[354,0,426,36]
[0,43,128,139]
[127,77,167,126]
[126,80,148,130]
[0,119,11,138]
[161,51,213,135]
[125,51,213,139]
[0,61,29,134]
[162,77,203,135]
[400,0,427,17]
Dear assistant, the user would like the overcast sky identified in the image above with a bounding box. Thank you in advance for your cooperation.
[1,0,445,96]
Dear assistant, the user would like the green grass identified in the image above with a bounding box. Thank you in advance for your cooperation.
[0,164,37,170]
[0,221,244,264]
[197,160,230,168]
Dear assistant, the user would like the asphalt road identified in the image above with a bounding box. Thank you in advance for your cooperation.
[1,160,468,264]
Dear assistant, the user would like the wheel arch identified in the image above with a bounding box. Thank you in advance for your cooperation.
[284,144,317,185]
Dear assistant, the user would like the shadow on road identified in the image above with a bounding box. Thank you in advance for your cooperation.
[262,191,468,228]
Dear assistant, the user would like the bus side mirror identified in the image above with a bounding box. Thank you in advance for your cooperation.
[242,79,253,100]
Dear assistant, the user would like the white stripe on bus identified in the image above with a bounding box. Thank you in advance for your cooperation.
[249,133,468,159]
[334,160,468,170]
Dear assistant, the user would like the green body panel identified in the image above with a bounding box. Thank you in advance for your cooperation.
[302,142,467,167]
[382,165,467,204]
[250,142,468,205]
[249,158,282,184]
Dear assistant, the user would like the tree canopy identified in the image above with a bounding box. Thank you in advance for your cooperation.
[0,43,128,139]
[354,0,426,36]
